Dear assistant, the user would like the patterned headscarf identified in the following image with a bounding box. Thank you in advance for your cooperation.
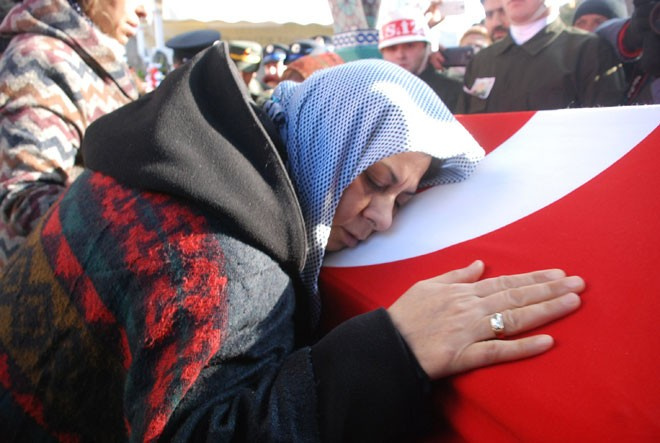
[265,59,484,321]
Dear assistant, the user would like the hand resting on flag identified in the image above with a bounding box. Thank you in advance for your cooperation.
[387,260,585,379]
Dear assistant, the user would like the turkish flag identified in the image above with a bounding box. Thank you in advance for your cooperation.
[320,105,660,442]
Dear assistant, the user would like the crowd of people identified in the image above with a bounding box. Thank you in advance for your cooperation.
[148,0,657,112]
[0,0,656,441]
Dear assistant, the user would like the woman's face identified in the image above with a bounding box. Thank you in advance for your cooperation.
[84,0,149,45]
[326,152,432,252]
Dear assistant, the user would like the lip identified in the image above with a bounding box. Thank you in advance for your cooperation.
[340,228,360,248]
[493,29,509,39]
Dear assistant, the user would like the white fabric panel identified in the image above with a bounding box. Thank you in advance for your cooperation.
[324,105,660,267]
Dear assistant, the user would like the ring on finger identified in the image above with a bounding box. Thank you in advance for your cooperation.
[490,312,506,339]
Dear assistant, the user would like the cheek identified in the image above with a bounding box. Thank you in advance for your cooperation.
[325,229,343,252]
[332,182,367,226]
[381,51,395,62]
[95,11,121,36]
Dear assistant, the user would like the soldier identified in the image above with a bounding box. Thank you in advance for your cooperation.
[229,40,266,100]
[262,43,289,88]
[457,0,627,113]
[285,37,329,64]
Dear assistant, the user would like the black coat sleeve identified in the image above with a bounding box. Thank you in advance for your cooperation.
[160,308,432,443]
[312,308,433,443]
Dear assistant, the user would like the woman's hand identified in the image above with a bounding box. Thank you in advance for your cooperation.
[387,260,585,379]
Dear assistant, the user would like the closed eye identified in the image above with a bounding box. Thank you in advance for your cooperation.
[366,173,387,192]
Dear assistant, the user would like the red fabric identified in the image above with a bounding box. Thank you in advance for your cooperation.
[319,110,660,441]
[89,174,230,441]
[455,111,533,154]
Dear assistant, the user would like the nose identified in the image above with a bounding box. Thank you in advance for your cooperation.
[363,196,395,232]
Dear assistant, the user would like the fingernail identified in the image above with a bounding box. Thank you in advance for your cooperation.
[561,293,581,308]
[535,335,554,347]
[545,269,565,279]
[564,276,584,291]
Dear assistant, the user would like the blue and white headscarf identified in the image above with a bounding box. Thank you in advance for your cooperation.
[265,59,484,321]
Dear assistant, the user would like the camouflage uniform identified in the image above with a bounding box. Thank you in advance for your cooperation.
[0,0,139,267]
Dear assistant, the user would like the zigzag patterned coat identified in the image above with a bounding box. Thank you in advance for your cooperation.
[0,0,139,267]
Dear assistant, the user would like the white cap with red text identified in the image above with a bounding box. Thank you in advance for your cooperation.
[377,6,432,50]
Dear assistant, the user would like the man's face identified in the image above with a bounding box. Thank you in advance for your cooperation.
[380,41,429,75]
[262,61,286,87]
[240,70,255,87]
[504,0,547,26]
[573,13,610,32]
[482,0,510,41]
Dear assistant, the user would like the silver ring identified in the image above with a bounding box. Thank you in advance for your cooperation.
[490,312,505,339]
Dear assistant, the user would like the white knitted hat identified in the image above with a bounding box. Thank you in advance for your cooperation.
[378,6,432,50]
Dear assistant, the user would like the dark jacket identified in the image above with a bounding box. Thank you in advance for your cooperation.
[0,42,431,442]
[457,19,626,113]
[418,62,463,113]
[596,17,659,105]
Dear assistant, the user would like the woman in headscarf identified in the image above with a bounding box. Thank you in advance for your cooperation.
[0,43,584,441]
[0,0,147,268]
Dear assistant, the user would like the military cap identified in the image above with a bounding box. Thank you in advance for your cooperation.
[166,29,221,65]
[228,40,263,73]
[262,43,289,64]
[285,38,328,64]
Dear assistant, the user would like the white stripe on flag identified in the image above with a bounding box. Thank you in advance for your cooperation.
[324,105,660,267]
